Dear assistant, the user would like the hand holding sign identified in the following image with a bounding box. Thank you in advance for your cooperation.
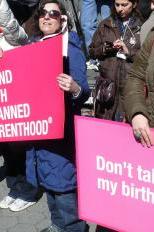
[0,46,3,58]
[132,114,154,147]
[75,116,154,232]
[0,35,64,141]
[57,73,81,96]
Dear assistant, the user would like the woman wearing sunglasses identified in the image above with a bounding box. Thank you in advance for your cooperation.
[25,0,90,232]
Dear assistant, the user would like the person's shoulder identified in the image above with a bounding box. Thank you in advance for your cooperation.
[141,28,154,52]
[69,31,80,43]
[28,35,41,43]
[148,27,154,41]
[68,31,82,49]
[141,13,154,30]
[68,32,86,65]
[147,27,154,38]
[98,16,113,28]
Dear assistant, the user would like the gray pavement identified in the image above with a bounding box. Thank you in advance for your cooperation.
[0,156,96,232]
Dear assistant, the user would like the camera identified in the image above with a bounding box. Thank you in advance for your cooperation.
[105,41,114,47]
[104,41,119,54]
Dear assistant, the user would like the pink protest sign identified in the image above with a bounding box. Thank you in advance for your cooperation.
[75,116,154,232]
[0,35,64,141]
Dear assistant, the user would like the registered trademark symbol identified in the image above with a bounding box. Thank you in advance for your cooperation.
[48,116,53,124]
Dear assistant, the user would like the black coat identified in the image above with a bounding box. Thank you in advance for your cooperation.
[7,0,39,23]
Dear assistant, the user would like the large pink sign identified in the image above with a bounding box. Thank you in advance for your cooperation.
[75,116,154,232]
[0,35,64,141]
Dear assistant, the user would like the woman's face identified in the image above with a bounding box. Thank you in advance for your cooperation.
[151,0,154,10]
[114,0,136,20]
[39,3,61,36]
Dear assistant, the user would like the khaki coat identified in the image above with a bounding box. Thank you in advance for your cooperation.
[124,29,154,127]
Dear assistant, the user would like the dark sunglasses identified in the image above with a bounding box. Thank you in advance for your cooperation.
[38,8,61,19]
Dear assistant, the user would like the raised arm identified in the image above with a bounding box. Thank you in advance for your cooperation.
[0,0,28,46]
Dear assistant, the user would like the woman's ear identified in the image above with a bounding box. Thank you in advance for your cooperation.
[151,1,154,10]
[60,15,68,33]
[61,15,67,23]
[133,2,137,9]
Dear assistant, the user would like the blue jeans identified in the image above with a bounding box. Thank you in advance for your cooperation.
[81,0,112,51]
[46,190,87,232]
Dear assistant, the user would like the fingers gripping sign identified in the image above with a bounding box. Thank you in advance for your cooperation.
[132,114,154,147]
[57,73,81,96]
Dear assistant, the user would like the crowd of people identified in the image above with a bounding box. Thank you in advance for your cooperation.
[0,0,154,232]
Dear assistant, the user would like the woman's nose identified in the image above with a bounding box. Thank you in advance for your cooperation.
[44,13,50,19]
[118,5,123,11]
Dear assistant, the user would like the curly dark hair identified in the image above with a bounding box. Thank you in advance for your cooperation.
[25,0,72,37]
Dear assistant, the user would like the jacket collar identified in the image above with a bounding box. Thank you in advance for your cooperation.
[103,14,142,32]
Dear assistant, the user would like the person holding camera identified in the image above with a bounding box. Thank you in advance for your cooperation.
[89,0,143,122]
